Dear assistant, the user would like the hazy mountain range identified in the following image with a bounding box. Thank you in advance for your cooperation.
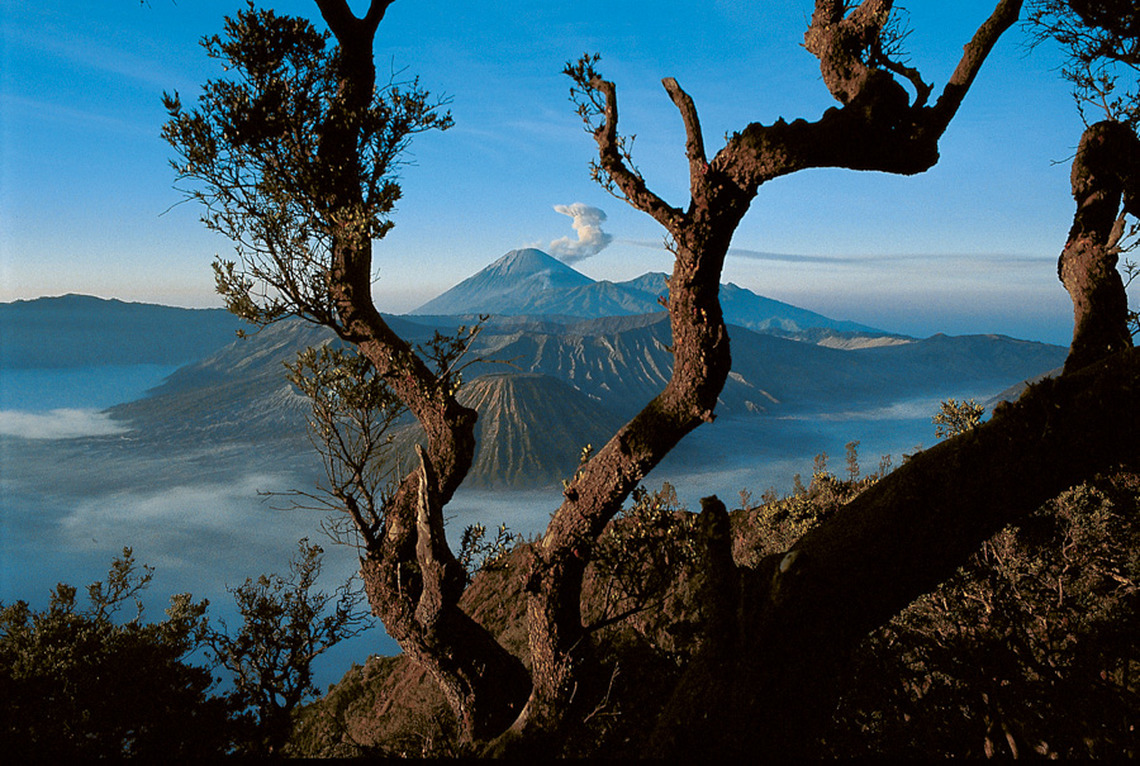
[106,313,1063,486]
[0,252,1076,691]
[413,248,883,337]
[0,293,246,369]
[6,248,1056,488]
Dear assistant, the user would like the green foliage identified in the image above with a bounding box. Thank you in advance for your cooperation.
[0,542,378,758]
[1029,2,1140,329]
[284,332,490,549]
[0,549,237,759]
[208,538,373,755]
[457,523,520,583]
[845,439,861,481]
[285,345,404,546]
[563,443,597,491]
[416,320,488,397]
[289,344,401,415]
[162,1,452,328]
[932,397,985,439]
[739,446,888,564]
[591,483,699,626]
[1028,0,1140,128]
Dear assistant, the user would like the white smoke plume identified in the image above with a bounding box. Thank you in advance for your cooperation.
[548,203,613,264]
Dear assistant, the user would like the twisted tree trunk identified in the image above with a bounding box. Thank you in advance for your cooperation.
[493,0,1025,751]
[1060,119,1137,372]
[315,0,530,741]
[649,347,1139,758]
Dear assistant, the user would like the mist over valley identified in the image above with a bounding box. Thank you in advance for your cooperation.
[0,251,1069,686]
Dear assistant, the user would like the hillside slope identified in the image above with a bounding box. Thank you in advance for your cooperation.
[108,315,1067,487]
[392,373,627,488]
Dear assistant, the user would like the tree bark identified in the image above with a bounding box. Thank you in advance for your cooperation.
[498,0,1024,751]
[650,347,1140,758]
[314,0,530,741]
[1060,119,1137,372]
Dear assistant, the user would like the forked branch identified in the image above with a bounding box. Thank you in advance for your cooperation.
[565,56,683,230]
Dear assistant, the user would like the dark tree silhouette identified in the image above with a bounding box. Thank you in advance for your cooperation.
[1028,0,1139,370]
[164,1,528,742]
[0,550,237,758]
[208,538,373,754]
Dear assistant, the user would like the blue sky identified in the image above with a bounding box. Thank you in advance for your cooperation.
[0,0,1118,344]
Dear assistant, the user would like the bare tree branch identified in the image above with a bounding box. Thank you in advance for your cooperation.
[589,75,683,231]
[662,77,708,196]
[313,0,395,41]
[930,0,1024,131]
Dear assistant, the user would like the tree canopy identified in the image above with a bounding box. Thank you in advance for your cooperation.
[0,550,235,759]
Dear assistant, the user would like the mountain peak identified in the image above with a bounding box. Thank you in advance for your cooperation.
[488,248,582,277]
[411,248,593,316]
[476,249,594,290]
[411,249,885,336]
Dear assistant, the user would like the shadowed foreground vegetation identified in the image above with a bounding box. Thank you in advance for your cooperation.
[286,439,1139,758]
[3,417,1136,758]
[0,540,371,757]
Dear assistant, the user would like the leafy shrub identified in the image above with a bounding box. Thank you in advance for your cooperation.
[0,549,238,758]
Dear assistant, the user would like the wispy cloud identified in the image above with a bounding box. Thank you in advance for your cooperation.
[548,203,614,264]
[726,247,852,264]
[623,239,846,263]
[0,409,128,439]
[624,239,1052,269]
[1,94,149,137]
[731,249,1054,272]
[61,473,288,534]
[56,472,304,572]
[7,25,184,91]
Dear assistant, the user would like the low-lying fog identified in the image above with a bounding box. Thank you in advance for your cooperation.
[0,365,1004,690]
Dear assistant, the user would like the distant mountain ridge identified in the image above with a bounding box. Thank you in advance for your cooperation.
[0,294,246,369]
[412,249,883,336]
[7,277,1070,489]
[111,314,1068,488]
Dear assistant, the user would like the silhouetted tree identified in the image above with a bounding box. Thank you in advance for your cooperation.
[1028,0,1139,370]
[164,1,530,743]
[0,550,237,758]
[209,538,373,754]
[729,438,1138,758]
[834,472,1140,758]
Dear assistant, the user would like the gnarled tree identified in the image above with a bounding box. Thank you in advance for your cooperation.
[166,0,1139,757]
[1029,0,1140,369]
[506,0,1027,750]
[163,0,528,742]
